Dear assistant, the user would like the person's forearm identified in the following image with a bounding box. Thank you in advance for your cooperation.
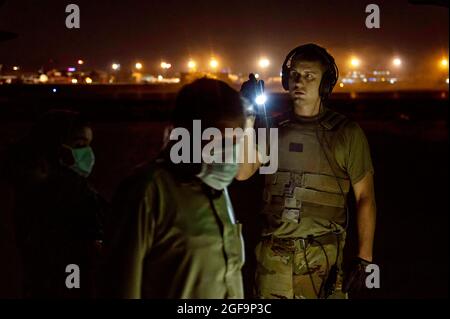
[356,196,376,262]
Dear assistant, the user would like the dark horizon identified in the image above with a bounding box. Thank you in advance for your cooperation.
[0,0,448,76]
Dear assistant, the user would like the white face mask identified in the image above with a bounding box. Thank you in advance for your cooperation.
[196,141,240,190]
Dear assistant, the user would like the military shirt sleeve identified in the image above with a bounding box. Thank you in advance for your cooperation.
[103,174,157,298]
[335,121,374,185]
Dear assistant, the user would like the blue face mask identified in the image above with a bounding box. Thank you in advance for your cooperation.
[67,146,95,177]
[196,142,240,190]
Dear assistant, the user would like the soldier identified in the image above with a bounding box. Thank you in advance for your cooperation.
[237,43,376,299]
[102,78,247,298]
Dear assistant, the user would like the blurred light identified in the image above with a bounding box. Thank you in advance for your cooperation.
[209,58,219,69]
[187,60,196,69]
[161,62,171,69]
[350,57,361,68]
[446,78,449,84]
[12,66,19,71]
[392,58,402,67]
[363,78,368,83]
[68,67,76,72]
[339,83,344,88]
[52,88,57,93]
[258,58,270,69]
[39,74,48,83]
[77,59,84,65]
[85,77,93,84]
[157,75,163,81]
[390,79,396,84]
[255,94,267,105]
[440,58,448,68]
[71,78,78,84]
[112,63,120,71]
[135,62,143,70]
[254,73,260,79]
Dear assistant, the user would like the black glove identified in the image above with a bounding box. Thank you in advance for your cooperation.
[342,257,372,294]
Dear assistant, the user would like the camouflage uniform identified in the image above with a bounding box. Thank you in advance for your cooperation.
[255,108,373,299]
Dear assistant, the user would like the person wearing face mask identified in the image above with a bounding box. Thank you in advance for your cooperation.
[102,78,248,299]
[4,109,106,298]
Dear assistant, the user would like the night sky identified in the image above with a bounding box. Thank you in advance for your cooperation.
[0,0,448,74]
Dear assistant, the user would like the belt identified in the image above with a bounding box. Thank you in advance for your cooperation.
[262,232,342,250]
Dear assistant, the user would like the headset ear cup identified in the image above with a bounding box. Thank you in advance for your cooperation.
[282,66,289,91]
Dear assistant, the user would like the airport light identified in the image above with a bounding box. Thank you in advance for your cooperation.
[135,62,143,70]
[209,58,219,70]
[392,58,402,67]
[350,57,361,68]
[187,60,197,70]
[161,62,171,69]
[258,58,270,69]
[39,74,49,83]
[112,63,120,71]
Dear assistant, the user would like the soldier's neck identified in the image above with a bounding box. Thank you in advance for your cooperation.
[293,100,322,117]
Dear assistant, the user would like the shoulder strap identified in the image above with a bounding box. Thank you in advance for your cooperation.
[320,109,349,131]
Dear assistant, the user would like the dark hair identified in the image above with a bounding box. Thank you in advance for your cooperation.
[172,77,245,130]
[2,110,90,184]
[290,44,333,72]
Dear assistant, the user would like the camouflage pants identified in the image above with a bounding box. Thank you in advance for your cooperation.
[254,235,347,299]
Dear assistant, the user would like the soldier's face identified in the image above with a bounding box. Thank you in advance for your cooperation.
[288,60,324,107]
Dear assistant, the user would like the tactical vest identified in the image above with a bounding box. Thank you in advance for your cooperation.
[262,109,351,238]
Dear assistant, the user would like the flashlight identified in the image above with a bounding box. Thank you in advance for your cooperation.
[255,93,267,105]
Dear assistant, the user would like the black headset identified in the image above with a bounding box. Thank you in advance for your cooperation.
[281,44,339,101]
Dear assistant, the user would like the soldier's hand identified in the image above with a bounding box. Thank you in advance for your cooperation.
[342,257,372,294]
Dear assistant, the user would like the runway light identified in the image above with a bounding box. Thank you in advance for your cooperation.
[255,94,267,105]
[350,57,361,68]
[209,58,219,70]
[259,58,270,69]
[187,60,196,69]
[85,77,93,84]
[392,58,402,67]
[112,63,120,71]
[135,62,143,70]
[71,78,78,84]
[78,59,84,65]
